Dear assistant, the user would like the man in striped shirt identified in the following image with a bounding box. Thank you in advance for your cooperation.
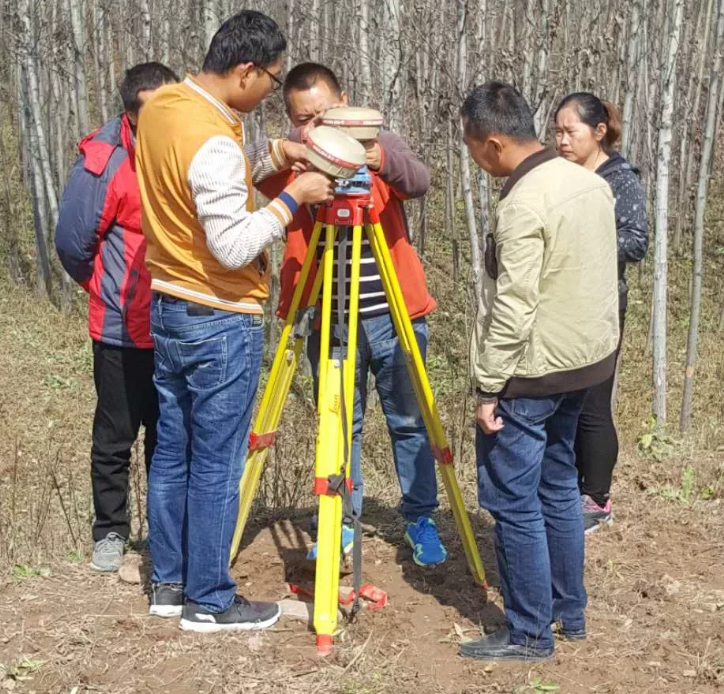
[260,63,447,567]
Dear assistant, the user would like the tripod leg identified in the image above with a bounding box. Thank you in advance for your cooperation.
[314,222,363,656]
[230,220,326,562]
[365,216,487,589]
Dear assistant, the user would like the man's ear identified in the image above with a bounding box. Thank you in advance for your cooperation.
[234,62,255,88]
[340,92,349,106]
[488,136,504,158]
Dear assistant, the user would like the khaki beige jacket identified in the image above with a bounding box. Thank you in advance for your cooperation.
[472,149,620,399]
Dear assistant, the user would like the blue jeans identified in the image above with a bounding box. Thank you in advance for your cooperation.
[476,391,588,650]
[307,314,438,522]
[148,294,264,612]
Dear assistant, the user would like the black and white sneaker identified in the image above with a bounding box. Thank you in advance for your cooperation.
[179,595,281,633]
[149,582,184,618]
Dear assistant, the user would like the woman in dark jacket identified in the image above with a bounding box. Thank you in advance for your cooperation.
[554,93,649,533]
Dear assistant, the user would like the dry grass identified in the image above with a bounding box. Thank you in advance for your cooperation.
[0,166,723,693]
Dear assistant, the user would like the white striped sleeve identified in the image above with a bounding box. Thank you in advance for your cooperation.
[245,137,288,184]
[187,136,294,270]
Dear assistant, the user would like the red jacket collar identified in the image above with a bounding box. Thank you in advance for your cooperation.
[120,113,136,169]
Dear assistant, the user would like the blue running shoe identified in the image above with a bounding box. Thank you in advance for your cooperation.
[405,517,447,566]
[307,524,355,561]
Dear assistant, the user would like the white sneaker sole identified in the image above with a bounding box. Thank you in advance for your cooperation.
[149,605,183,618]
[179,606,282,633]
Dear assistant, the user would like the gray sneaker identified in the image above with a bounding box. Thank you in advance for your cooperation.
[90,532,126,572]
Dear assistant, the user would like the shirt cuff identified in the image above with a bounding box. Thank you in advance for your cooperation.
[266,196,295,227]
[270,139,290,171]
[278,191,299,217]
[475,388,500,405]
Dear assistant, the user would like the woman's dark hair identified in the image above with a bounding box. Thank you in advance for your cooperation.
[202,10,286,75]
[120,62,179,114]
[555,92,622,152]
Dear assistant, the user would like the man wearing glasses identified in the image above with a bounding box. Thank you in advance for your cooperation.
[136,10,333,633]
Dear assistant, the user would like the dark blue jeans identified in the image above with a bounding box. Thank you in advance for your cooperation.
[148,294,264,612]
[476,391,588,650]
[307,314,438,522]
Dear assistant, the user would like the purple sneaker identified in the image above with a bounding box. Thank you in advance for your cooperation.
[582,494,612,534]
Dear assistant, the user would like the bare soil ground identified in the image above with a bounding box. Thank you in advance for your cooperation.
[0,488,723,694]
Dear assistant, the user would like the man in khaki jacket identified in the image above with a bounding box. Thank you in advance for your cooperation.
[459,83,619,662]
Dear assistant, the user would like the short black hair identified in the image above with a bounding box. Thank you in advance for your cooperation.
[282,62,342,106]
[461,82,537,142]
[202,10,286,75]
[120,62,179,114]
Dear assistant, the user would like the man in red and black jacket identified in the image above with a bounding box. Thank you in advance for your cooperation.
[259,63,446,567]
[55,63,179,573]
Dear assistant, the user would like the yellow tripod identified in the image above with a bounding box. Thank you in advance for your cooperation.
[231,180,486,655]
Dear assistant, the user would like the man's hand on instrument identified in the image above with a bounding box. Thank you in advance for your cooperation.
[476,400,504,435]
[363,141,382,171]
[282,140,308,173]
[286,171,335,206]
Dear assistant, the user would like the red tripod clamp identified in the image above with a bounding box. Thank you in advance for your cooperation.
[317,193,372,228]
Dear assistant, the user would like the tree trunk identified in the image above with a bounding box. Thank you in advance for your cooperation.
[285,0,295,73]
[680,0,724,433]
[382,0,402,131]
[533,0,552,138]
[455,0,484,309]
[0,100,21,283]
[309,0,320,61]
[18,61,52,297]
[675,0,715,248]
[140,0,152,59]
[66,0,90,137]
[652,0,684,426]
[93,1,109,122]
[105,2,117,107]
[446,119,458,283]
[521,0,536,102]
[203,0,217,49]
[621,0,642,157]
[359,0,372,100]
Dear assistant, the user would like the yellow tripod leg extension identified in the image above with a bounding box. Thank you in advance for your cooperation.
[230,220,326,562]
[314,222,363,656]
[365,214,487,589]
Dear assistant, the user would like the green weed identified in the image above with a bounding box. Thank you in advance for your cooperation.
[0,656,44,683]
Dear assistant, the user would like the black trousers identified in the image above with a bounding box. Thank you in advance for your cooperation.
[91,341,159,542]
[575,309,626,507]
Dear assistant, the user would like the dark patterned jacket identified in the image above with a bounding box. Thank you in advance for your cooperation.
[596,152,649,311]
